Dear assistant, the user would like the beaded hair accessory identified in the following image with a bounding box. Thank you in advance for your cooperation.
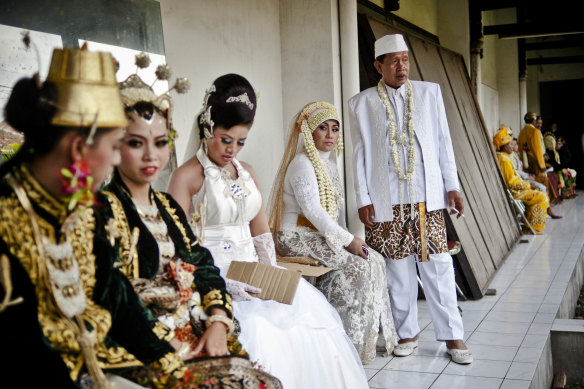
[226,92,254,110]
[198,84,216,140]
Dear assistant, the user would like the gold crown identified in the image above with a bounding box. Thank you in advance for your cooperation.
[46,45,128,128]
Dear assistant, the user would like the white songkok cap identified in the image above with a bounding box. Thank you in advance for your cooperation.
[374,34,409,59]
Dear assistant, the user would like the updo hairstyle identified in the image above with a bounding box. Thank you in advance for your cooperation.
[197,73,257,139]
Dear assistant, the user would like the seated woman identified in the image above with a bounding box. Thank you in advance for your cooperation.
[168,74,369,389]
[510,137,546,193]
[0,45,188,389]
[556,137,577,199]
[97,65,281,388]
[494,128,548,234]
[544,134,564,201]
[268,101,397,363]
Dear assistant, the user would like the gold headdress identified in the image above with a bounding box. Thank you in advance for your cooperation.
[269,102,343,233]
[46,45,128,130]
[493,127,512,149]
[119,52,191,147]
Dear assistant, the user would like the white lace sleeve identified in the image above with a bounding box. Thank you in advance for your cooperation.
[288,157,353,253]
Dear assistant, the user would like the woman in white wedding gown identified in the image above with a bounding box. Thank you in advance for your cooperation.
[168,74,369,389]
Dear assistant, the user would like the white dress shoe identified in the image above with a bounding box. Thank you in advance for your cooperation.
[393,340,418,357]
[447,348,473,364]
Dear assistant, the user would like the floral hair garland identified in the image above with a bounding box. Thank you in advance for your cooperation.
[297,102,342,219]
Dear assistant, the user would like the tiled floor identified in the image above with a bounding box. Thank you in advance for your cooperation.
[366,193,584,389]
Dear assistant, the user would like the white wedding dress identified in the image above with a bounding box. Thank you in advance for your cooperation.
[190,146,368,389]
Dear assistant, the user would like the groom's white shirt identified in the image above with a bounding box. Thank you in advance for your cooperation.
[349,80,459,222]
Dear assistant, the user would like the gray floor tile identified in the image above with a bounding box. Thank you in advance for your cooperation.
[527,322,552,335]
[364,368,378,380]
[412,341,449,357]
[466,344,518,361]
[513,347,542,363]
[521,334,548,349]
[491,302,541,313]
[442,359,511,378]
[429,374,502,389]
[505,362,537,380]
[467,331,525,347]
[364,354,393,369]
[368,370,438,389]
[476,320,530,334]
[484,310,536,323]
[500,379,533,389]
[385,355,450,374]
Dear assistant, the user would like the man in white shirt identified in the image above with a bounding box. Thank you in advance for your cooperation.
[348,34,472,364]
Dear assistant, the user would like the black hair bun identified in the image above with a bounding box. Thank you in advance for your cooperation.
[4,77,57,137]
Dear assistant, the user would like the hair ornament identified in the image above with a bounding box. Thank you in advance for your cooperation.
[134,52,151,69]
[226,92,254,110]
[198,84,216,139]
[120,53,191,149]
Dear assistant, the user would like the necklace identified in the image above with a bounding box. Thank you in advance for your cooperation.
[377,79,416,225]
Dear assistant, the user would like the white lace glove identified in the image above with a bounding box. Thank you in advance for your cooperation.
[252,232,278,267]
[225,278,261,302]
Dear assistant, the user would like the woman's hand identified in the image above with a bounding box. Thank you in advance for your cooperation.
[169,337,199,361]
[192,321,229,357]
[345,237,369,259]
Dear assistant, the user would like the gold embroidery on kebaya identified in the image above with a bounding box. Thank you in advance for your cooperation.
[102,191,139,278]
[0,169,141,380]
[148,352,185,376]
[203,289,227,313]
[155,191,192,251]
[154,321,175,342]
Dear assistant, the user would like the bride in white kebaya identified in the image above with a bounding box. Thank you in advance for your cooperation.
[168,74,369,389]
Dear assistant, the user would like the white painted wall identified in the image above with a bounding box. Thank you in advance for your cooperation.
[158,0,284,200]
[437,0,470,74]
[493,8,520,134]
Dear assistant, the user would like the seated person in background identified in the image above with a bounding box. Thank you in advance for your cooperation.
[518,112,561,213]
[544,133,564,202]
[557,137,577,199]
[509,134,546,193]
[494,128,548,234]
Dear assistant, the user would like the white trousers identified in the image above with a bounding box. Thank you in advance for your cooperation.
[385,253,464,341]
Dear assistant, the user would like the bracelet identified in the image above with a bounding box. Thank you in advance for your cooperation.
[205,315,234,336]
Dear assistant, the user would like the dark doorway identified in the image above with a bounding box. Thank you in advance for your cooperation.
[540,79,584,188]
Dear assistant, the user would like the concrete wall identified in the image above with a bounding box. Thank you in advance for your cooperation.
[494,8,520,134]
[158,0,346,209]
[158,0,285,199]
[393,0,438,36]
[437,0,470,74]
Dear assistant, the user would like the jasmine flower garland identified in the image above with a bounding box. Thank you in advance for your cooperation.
[377,79,416,223]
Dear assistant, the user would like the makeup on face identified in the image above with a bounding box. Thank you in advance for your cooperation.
[312,119,340,152]
[118,111,170,187]
[206,125,250,167]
